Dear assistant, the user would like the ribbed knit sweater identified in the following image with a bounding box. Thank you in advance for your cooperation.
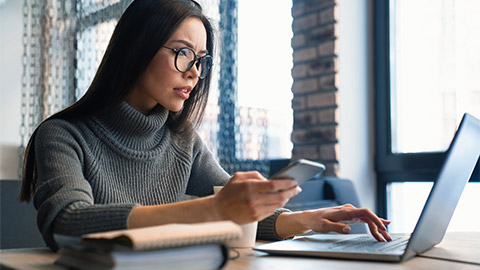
[33,102,287,250]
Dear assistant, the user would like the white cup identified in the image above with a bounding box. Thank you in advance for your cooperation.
[213,186,258,248]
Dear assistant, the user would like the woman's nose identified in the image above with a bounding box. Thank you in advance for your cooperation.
[185,61,201,79]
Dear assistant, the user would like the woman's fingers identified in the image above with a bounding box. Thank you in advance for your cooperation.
[354,213,391,242]
[254,186,302,208]
[380,227,392,241]
[364,221,384,242]
[381,218,391,225]
[316,219,352,234]
[214,172,301,224]
[228,171,298,193]
[255,179,299,193]
[230,171,266,181]
[314,205,392,242]
[342,208,389,233]
[340,218,363,225]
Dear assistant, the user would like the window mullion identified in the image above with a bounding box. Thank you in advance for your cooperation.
[217,0,238,174]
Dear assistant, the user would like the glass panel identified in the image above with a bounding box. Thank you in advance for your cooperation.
[237,0,293,159]
[76,20,117,99]
[389,0,480,154]
[387,182,480,233]
[80,0,121,16]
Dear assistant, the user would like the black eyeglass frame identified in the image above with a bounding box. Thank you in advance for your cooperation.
[162,46,213,79]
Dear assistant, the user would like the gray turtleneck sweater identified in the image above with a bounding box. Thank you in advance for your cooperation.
[33,102,287,250]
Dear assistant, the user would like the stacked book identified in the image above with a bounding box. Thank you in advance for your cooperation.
[54,221,242,270]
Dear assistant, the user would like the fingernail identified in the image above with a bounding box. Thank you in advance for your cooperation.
[296,186,302,193]
[342,227,351,233]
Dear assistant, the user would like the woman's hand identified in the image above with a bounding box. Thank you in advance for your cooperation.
[212,171,302,225]
[275,204,392,242]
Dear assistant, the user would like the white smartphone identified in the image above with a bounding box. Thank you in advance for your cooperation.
[269,159,326,186]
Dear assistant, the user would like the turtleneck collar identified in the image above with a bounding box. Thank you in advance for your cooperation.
[91,102,170,150]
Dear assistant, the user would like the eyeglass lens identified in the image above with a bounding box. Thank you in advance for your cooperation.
[175,47,212,79]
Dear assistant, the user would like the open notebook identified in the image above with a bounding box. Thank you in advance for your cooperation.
[255,113,480,262]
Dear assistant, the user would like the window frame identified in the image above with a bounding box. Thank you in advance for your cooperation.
[374,0,479,218]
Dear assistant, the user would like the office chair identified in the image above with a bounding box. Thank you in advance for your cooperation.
[0,179,45,249]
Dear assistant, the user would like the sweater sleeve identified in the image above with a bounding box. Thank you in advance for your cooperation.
[185,133,231,196]
[33,119,136,251]
[257,208,292,241]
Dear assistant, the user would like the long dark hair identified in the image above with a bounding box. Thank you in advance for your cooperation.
[20,0,215,202]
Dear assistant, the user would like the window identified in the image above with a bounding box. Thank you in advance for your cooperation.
[389,0,480,154]
[237,0,293,160]
[375,0,480,232]
[75,0,132,99]
[76,20,117,99]
[387,182,480,232]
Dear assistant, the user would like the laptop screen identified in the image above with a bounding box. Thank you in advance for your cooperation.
[403,113,480,261]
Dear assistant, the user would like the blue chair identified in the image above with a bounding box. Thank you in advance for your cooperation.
[0,179,45,249]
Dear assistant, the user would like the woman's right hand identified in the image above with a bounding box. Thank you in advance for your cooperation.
[212,171,301,224]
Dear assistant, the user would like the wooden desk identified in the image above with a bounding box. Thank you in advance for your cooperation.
[1,232,479,270]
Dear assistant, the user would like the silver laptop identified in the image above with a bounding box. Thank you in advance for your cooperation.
[254,113,480,262]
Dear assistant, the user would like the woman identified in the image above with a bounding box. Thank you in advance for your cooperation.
[20,0,391,251]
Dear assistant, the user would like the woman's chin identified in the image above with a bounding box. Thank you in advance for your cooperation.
[159,101,184,113]
[166,105,184,113]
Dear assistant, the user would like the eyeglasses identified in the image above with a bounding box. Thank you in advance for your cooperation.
[162,46,213,79]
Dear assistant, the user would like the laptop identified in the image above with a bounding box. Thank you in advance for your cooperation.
[254,113,480,262]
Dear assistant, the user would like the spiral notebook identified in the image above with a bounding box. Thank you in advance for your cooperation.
[80,220,242,250]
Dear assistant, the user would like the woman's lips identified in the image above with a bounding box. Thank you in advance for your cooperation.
[174,87,192,100]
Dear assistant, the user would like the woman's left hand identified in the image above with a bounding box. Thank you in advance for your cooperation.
[275,204,392,242]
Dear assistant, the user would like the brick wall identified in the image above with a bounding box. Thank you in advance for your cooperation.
[291,0,338,176]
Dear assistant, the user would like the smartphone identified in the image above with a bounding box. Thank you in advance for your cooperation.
[269,159,326,186]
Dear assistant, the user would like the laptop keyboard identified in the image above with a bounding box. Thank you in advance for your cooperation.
[327,235,409,253]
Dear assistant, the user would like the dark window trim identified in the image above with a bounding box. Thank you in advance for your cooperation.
[374,0,479,218]
[217,0,239,172]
